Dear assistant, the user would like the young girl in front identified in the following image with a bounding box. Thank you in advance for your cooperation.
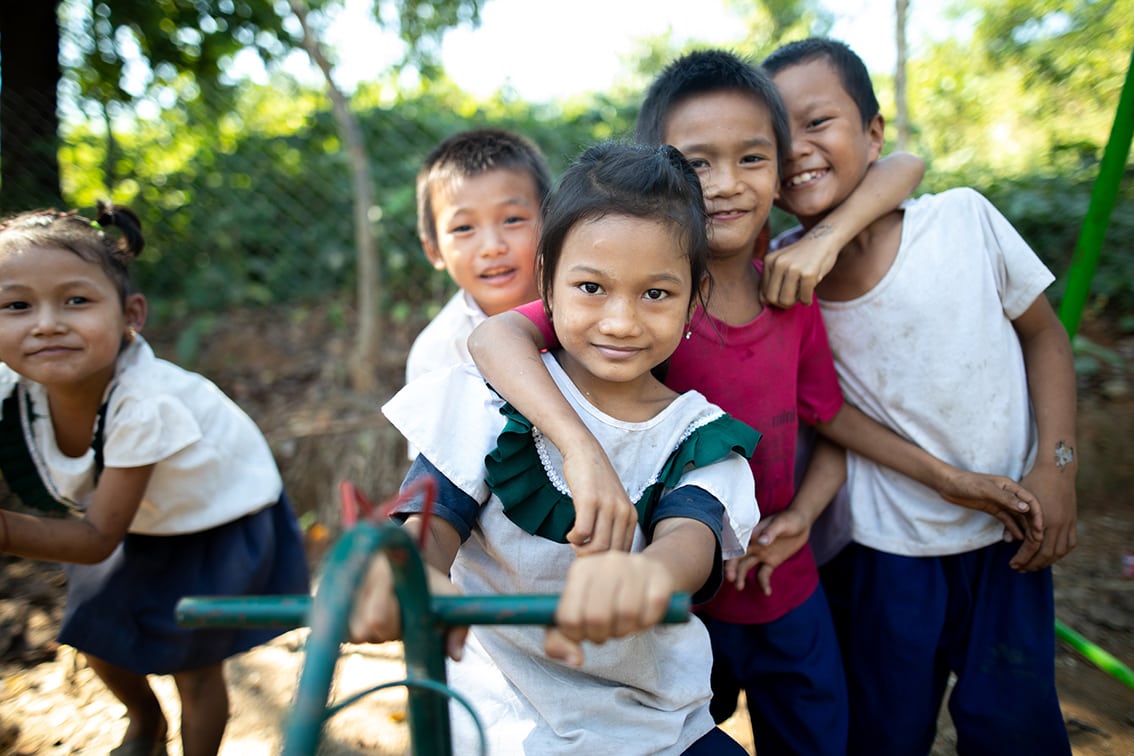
[349,142,760,754]
[0,204,310,756]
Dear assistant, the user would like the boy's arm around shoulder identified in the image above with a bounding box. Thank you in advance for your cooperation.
[763,151,924,307]
[1009,294,1078,571]
[468,309,638,554]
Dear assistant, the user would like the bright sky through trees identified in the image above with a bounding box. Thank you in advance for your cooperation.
[260,0,969,101]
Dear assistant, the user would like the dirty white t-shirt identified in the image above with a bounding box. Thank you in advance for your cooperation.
[815,188,1054,557]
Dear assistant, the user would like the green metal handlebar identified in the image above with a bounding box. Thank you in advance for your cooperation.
[176,592,691,630]
[176,513,691,755]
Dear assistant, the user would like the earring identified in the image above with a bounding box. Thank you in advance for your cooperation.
[126,327,137,343]
[684,328,692,340]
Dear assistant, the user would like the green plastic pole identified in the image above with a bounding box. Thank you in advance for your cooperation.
[1057,45,1134,339]
[1054,620,1134,692]
[1050,45,1134,694]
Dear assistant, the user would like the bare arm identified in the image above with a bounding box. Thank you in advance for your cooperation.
[815,404,1043,543]
[727,437,846,594]
[1009,295,1078,570]
[1,465,155,564]
[763,152,925,307]
[545,517,716,666]
[468,311,637,553]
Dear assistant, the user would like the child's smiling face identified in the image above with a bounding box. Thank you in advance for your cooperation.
[662,89,781,261]
[0,245,140,393]
[425,167,542,316]
[771,58,885,227]
[549,214,693,405]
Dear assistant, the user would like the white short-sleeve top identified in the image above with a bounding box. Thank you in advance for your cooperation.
[0,337,282,535]
[382,354,759,754]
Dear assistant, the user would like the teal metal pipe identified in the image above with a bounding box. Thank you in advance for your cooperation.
[280,519,390,755]
[176,593,691,629]
[177,522,691,755]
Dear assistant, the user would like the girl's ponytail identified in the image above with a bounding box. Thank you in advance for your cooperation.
[95,200,145,260]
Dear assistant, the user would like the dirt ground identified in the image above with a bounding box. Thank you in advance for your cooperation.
[1,305,1132,755]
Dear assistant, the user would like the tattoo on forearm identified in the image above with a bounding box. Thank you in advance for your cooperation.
[804,223,834,240]
[1054,441,1075,470]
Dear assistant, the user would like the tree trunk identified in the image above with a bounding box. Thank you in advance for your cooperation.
[0,1,63,213]
[289,0,382,394]
[895,0,910,151]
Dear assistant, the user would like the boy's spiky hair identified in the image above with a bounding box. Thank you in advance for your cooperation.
[636,48,790,178]
[762,38,880,127]
[415,128,552,248]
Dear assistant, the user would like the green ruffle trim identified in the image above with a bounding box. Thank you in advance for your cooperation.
[484,397,760,543]
[0,387,73,516]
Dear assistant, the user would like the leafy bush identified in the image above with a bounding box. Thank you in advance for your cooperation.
[934,167,1134,323]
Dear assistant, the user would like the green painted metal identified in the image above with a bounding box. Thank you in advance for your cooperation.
[176,517,691,754]
[176,593,691,629]
[1057,45,1134,338]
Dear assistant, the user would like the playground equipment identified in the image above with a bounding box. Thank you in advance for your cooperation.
[177,479,691,755]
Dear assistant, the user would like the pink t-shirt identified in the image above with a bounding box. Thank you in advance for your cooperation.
[516,262,844,623]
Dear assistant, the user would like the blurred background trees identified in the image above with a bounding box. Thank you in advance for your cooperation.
[0,0,1130,384]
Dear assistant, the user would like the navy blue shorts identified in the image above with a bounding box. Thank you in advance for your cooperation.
[700,585,848,756]
[59,493,311,675]
[828,540,1070,756]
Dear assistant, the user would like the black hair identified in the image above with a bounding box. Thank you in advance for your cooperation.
[762,38,880,127]
[0,201,144,305]
[537,141,711,320]
[636,48,791,180]
[415,127,553,249]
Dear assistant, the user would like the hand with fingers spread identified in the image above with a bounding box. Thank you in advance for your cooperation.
[725,509,812,596]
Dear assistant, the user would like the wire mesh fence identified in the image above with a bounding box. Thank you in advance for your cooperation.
[19,24,637,337]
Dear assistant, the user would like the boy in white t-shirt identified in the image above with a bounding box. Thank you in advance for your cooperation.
[405,128,551,387]
[404,128,552,459]
[763,37,1077,755]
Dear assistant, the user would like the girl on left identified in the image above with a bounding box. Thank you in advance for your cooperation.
[0,204,310,756]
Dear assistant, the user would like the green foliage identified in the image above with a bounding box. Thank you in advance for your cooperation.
[908,0,1132,176]
[49,0,1134,331]
[922,164,1134,318]
[58,73,636,325]
[65,0,292,112]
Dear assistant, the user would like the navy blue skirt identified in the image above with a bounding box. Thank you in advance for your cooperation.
[58,493,311,675]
